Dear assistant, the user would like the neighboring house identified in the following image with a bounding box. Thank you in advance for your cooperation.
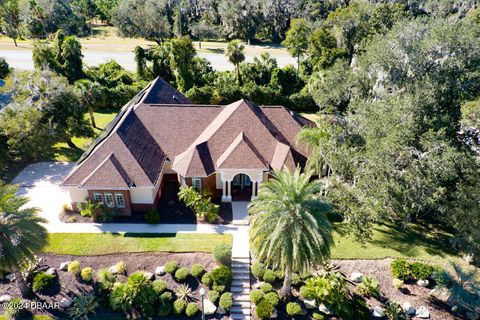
[61,77,313,215]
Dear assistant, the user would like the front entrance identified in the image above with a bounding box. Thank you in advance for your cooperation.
[231,173,252,201]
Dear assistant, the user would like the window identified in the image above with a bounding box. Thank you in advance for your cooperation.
[93,193,103,204]
[115,193,125,208]
[192,177,201,190]
[104,193,114,207]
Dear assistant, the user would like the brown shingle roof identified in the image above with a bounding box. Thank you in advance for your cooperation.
[62,81,313,188]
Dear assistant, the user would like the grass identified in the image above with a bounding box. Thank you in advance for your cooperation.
[44,233,233,255]
[331,222,458,264]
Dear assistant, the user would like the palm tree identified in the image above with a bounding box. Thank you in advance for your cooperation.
[225,40,245,84]
[75,79,105,129]
[249,168,334,298]
[0,183,48,297]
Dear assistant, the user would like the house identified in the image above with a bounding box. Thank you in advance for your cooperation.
[61,77,313,215]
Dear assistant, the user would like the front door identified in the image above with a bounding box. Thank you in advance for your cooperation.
[232,174,251,190]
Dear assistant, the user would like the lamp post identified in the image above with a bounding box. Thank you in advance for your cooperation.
[199,287,205,320]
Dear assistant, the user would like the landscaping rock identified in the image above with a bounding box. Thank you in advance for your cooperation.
[372,306,385,318]
[318,303,332,315]
[143,272,155,281]
[303,299,317,309]
[402,302,416,316]
[429,286,453,306]
[417,279,429,287]
[271,308,278,318]
[253,281,263,289]
[203,299,216,315]
[0,295,12,303]
[155,266,166,276]
[59,298,73,308]
[417,306,430,318]
[216,306,226,315]
[46,268,57,276]
[5,274,15,282]
[350,272,364,283]
[60,262,70,271]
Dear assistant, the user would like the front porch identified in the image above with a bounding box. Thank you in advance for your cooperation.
[218,169,265,203]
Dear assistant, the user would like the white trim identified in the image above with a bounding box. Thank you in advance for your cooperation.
[93,193,103,204]
[104,193,115,207]
[192,177,201,190]
[115,193,125,208]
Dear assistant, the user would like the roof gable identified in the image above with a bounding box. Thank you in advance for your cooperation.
[80,153,132,188]
[216,132,267,169]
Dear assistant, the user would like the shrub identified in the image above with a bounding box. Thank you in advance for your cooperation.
[286,302,302,316]
[260,282,273,293]
[160,291,173,303]
[207,290,220,304]
[32,272,56,293]
[250,289,264,304]
[145,209,160,224]
[109,282,129,311]
[96,206,118,222]
[312,312,326,319]
[68,293,99,320]
[252,262,266,279]
[349,294,371,320]
[264,291,279,307]
[410,262,435,280]
[393,278,404,290]
[175,267,190,282]
[152,279,167,294]
[164,261,179,274]
[78,200,100,218]
[110,272,157,317]
[213,284,226,293]
[178,185,219,222]
[185,302,198,317]
[390,259,411,281]
[255,298,274,319]
[384,301,407,320]
[97,269,116,291]
[302,272,349,313]
[274,269,284,280]
[114,261,126,274]
[213,243,232,266]
[201,272,212,287]
[211,265,233,288]
[68,260,81,276]
[191,264,205,278]
[358,275,380,298]
[173,299,186,315]
[158,302,171,316]
[219,292,233,311]
[4,297,29,319]
[176,284,193,302]
[81,267,94,282]
[291,273,302,286]
[262,269,276,283]
[299,285,310,299]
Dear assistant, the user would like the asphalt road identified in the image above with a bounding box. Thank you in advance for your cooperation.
[0,49,296,72]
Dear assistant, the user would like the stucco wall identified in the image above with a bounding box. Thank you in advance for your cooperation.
[68,188,89,202]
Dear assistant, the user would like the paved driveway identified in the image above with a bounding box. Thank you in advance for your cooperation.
[13,162,75,224]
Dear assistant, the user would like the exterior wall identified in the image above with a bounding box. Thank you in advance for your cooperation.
[87,189,131,216]
[68,188,89,211]
[220,169,265,182]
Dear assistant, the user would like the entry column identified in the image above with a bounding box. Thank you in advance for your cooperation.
[222,180,232,202]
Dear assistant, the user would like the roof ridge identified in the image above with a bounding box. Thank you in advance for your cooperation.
[216,131,267,169]
[79,153,132,188]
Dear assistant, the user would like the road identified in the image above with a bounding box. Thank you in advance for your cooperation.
[0,48,295,72]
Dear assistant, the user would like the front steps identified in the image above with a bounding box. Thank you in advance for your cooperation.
[230,257,251,320]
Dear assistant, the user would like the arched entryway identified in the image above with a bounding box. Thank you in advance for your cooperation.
[231,173,253,201]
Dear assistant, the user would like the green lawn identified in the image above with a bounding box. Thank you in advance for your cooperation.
[44,233,232,255]
[331,222,457,264]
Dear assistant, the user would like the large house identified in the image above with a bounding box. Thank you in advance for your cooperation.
[61,77,313,215]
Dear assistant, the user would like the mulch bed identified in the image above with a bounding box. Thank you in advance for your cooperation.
[0,252,229,319]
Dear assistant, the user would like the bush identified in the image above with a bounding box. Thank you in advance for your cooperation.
[96,206,118,222]
[264,291,279,307]
[286,302,302,316]
[263,269,277,283]
[158,302,171,316]
[173,299,186,315]
[145,209,160,224]
[152,279,167,294]
[114,261,126,274]
[201,272,212,287]
[393,278,404,290]
[191,264,205,278]
[110,272,157,317]
[213,284,226,293]
[274,269,284,280]
[68,260,81,276]
[68,293,99,320]
[255,299,274,319]
[175,267,190,282]
[32,272,56,293]
[219,292,233,311]
[213,243,232,266]
[252,262,266,279]
[358,275,380,298]
[207,290,220,304]
[410,262,435,280]
[390,259,411,281]
[185,302,198,317]
[211,265,233,288]
[4,297,29,319]
[299,285,310,299]
[250,289,264,304]
[384,301,407,320]
[164,261,179,274]
[178,185,219,222]
[260,282,273,293]
[312,312,326,319]
[160,291,173,303]
[81,267,94,282]
[292,273,302,286]
[109,283,129,311]
[97,269,116,291]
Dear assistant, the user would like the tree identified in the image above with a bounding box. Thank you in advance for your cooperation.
[0,57,10,79]
[261,0,299,42]
[225,39,245,84]
[75,79,106,128]
[0,183,48,297]
[0,0,20,46]
[72,0,96,33]
[169,36,196,91]
[249,168,334,298]
[218,0,260,42]
[95,0,118,24]
[282,19,310,79]
[307,27,348,70]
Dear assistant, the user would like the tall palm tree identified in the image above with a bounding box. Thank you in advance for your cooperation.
[249,168,334,298]
[225,40,245,84]
[0,183,48,297]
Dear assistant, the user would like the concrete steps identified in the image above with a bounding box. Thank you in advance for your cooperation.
[230,256,251,320]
